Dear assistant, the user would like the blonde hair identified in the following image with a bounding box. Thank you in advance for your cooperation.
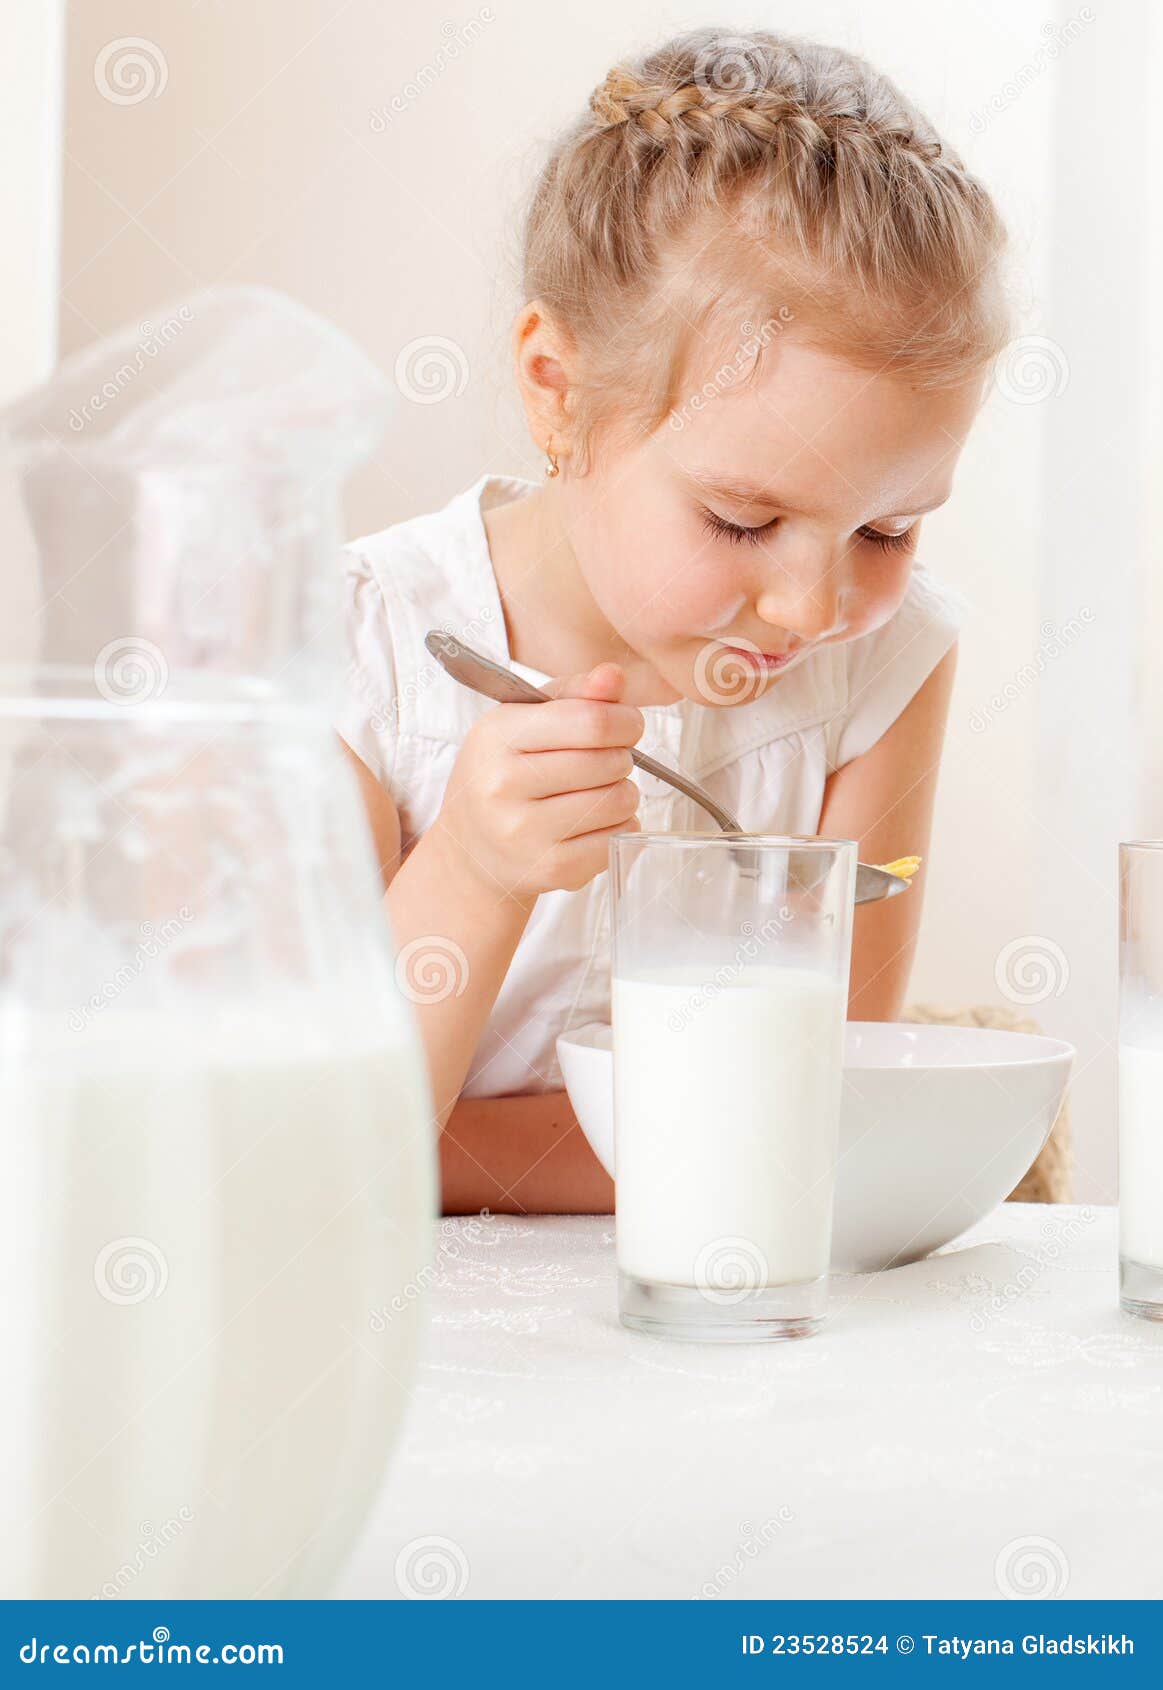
[522,28,1009,470]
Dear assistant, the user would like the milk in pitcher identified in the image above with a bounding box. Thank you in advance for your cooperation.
[1,997,435,1600]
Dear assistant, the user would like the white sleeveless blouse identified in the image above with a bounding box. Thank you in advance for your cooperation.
[337,474,965,1098]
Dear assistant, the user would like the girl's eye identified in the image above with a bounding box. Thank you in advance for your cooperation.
[700,508,778,548]
[858,523,918,554]
[701,507,920,554]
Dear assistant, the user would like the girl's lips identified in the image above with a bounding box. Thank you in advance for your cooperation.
[720,642,798,670]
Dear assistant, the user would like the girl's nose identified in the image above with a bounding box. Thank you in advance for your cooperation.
[755,571,845,643]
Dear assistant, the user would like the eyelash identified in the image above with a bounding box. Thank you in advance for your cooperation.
[699,508,919,554]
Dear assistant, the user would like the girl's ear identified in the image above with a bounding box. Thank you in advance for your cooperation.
[512,301,574,458]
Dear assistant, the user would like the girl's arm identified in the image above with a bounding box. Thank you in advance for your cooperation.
[817,645,958,1021]
[343,740,618,1216]
[343,741,536,1129]
[439,1091,613,1215]
[343,652,635,1210]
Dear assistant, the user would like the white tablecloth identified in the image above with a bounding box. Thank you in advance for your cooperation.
[339,1204,1163,1601]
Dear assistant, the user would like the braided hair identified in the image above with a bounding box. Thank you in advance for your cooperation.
[522,28,1008,470]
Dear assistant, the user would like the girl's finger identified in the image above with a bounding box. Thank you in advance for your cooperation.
[552,815,643,878]
[539,780,641,841]
[496,696,645,753]
[541,661,626,703]
[517,746,636,797]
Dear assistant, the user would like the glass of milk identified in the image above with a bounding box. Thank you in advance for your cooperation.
[1118,841,1163,1319]
[610,833,856,1342]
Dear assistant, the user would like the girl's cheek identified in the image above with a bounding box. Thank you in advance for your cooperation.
[842,557,917,641]
[627,568,734,643]
[589,538,734,643]
[699,591,750,635]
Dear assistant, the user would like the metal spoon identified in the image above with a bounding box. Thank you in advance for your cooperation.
[424,631,911,905]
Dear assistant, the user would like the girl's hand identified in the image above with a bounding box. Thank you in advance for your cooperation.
[435,661,644,899]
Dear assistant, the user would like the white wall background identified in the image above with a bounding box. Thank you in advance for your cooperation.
[50,0,1161,1198]
[1,0,64,401]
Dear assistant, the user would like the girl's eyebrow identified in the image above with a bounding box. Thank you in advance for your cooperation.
[687,467,951,519]
[688,469,795,508]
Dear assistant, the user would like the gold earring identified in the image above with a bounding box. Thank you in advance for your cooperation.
[544,437,560,478]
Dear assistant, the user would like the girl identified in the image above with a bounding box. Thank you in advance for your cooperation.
[338,27,1009,1215]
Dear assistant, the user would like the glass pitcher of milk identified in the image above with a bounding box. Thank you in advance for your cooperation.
[1118,840,1163,1319]
[610,834,856,1342]
[0,290,437,1597]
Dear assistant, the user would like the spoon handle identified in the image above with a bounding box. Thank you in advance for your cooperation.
[423,632,909,905]
[424,631,744,831]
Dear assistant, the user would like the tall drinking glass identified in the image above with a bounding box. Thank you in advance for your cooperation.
[1118,841,1163,1319]
[609,834,856,1342]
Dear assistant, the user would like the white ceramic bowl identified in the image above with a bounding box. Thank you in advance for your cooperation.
[556,1020,1074,1272]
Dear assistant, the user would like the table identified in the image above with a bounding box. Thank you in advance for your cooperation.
[338,1205,1163,1601]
